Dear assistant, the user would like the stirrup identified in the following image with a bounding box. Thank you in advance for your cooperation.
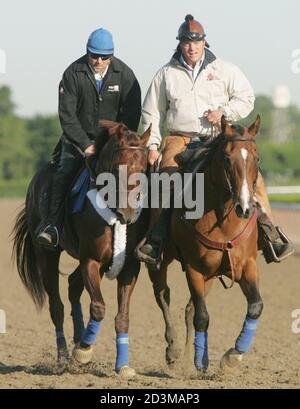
[262,226,294,263]
[135,237,162,269]
[37,225,59,250]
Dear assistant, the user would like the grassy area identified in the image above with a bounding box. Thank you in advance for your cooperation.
[0,179,30,198]
[269,194,300,203]
[266,178,300,187]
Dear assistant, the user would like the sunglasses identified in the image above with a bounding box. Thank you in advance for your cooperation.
[179,32,206,42]
[89,53,112,61]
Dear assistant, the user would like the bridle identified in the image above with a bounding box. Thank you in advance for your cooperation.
[109,144,148,173]
[103,129,147,171]
[103,139,148,206]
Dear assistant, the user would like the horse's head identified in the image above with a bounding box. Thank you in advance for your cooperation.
[95,120,151,224]
[215,115,261,219]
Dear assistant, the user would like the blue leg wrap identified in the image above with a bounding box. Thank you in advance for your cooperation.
[71,303,85,344]
[235,317,259,353]
[194,331,209,371]
[115,333,129,372]
[55,328,67,350]
[81,318,101,345]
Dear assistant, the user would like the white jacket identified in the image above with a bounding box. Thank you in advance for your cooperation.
[141,49,255,146]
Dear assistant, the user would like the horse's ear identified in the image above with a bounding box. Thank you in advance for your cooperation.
[221,115,234,136]
[248,115,261,136]
[98,120,123,136]
[140,124,152,147]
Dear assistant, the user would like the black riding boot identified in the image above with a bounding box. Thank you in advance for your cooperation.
[136,207,172,265]
[37,171,71,249]
[37,140,84,250]
[258,211,295,263]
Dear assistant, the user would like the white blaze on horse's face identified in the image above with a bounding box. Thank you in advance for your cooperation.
[240,148,250,212]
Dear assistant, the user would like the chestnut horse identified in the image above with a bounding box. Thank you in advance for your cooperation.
[13,121,150,377]
[148,115,263,372]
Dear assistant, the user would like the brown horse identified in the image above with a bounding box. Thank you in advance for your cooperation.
[12,121,150,377]
[148,115,263,372]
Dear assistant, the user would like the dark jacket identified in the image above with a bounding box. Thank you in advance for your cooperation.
[58,55,141,152]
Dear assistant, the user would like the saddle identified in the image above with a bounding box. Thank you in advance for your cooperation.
[174,135,222,174]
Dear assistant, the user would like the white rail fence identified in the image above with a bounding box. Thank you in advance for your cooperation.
[266,186,300,194]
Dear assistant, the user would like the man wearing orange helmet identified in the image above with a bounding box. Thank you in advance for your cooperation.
[137,14,294,266]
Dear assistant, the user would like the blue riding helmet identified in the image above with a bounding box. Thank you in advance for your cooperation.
[87,28,114,55]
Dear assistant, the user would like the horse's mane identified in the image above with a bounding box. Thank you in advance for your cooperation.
[230,124,245,136]
[94,126,110,154]
[94,124,141,155]
[121,131,142,147]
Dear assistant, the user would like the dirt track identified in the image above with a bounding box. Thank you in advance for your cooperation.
[0,199,300,389]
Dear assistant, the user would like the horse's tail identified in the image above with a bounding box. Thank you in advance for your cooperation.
[12,205,46,309]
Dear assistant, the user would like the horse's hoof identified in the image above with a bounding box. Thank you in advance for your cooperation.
[166,345,180,367]
[72,344,94,364]
[220,348,243,372]
[195,368,209,379]
[117,365,136,379]
[57,349,69,364]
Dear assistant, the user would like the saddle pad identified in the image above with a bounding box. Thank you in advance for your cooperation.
[70,167,90,213]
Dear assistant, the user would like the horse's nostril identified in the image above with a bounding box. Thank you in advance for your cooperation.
[235,204,243,216]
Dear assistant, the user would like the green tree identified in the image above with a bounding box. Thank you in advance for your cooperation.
[241,95,274,140]
[0,85,16,116]
[0,115,33,180]
[26,114,61,170]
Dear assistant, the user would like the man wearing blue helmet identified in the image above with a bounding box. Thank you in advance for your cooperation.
[37,28,141,249]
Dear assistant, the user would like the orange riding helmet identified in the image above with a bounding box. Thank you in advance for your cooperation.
[177,14,210,47]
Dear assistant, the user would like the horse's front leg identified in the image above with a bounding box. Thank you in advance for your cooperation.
[186,265,210,373]
[148,258,180,367]
[184,278,214,373]
[114,257,140,378]
[72,258,105,364]
[220,258,263,372]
